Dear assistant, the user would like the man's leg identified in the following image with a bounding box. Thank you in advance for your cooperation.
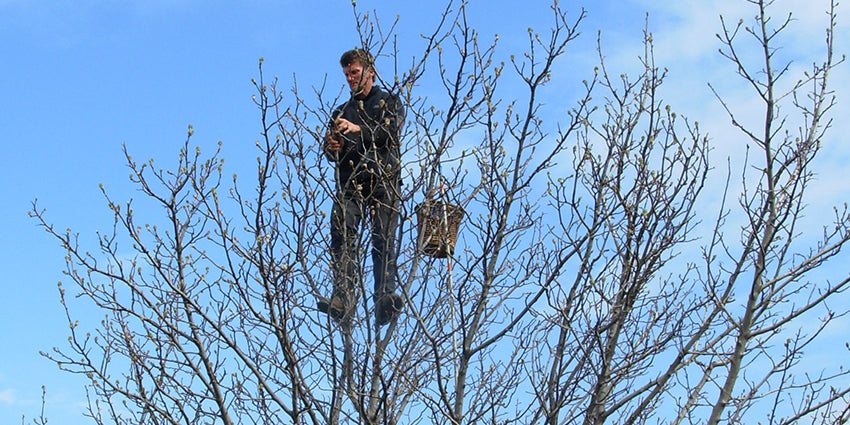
[323,191,363,320]
[371,179,403,325]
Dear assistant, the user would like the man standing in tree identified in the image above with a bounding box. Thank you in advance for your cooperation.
[318,48,405,326]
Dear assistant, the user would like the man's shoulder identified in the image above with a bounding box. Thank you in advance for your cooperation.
[371,86,402,101]
[370,87,403,112]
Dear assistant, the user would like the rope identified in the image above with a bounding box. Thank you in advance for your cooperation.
[437,162,460,379]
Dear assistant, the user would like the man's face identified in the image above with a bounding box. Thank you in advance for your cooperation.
[343,60,374,96]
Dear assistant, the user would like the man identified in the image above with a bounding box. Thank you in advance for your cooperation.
[318,48,405,326]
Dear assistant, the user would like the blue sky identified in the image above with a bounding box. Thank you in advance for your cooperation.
[2,0,848,423]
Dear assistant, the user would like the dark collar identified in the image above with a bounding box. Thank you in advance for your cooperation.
[355,85,382,100]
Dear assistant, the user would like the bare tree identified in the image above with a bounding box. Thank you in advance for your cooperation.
[519,20,712,425]
[699,1,850,423]
[31,0,849,424]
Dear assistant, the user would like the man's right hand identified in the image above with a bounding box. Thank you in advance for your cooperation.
[325,132,342,153]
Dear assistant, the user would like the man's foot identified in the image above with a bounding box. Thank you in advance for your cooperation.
[317,295,346,321]
[376,293,404,326]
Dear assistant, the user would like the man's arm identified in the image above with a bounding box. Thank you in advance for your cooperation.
[332,92,404,149]
[323,107,346,162]
[362,94,404,149]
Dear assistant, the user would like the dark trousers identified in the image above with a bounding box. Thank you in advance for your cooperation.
[330,170,400,303]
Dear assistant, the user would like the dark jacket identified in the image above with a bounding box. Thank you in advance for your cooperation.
[325,86,404,184]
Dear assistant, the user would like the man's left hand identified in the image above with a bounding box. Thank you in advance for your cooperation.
[334,118,361,135]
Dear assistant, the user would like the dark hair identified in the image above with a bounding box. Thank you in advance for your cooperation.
[340,48,375,70]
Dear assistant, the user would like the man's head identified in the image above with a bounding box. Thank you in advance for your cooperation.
[340,48,376,97]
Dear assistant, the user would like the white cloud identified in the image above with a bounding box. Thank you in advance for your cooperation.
[0,389,16,405]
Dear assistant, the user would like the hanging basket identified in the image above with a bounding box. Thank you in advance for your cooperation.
[415,201,464,258]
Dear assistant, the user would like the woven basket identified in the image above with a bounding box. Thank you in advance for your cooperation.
[415,201,464,258]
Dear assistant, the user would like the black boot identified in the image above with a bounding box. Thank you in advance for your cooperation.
[376,293,404,326]
[317,294,347,321]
